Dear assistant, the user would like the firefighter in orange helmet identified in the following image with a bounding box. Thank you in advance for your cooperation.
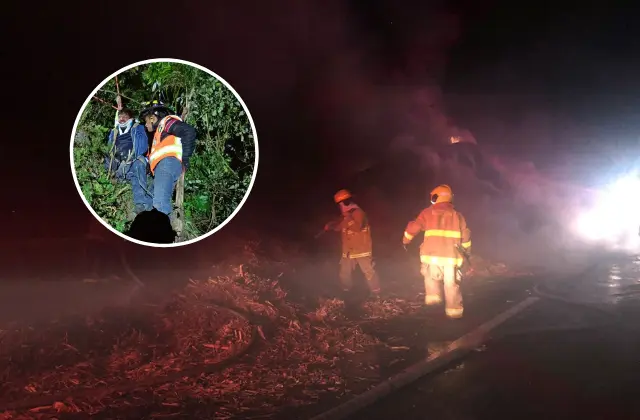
[324,189,381,297]
[402,184,471,319]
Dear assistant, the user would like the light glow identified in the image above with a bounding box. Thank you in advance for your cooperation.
[572,173,640,251]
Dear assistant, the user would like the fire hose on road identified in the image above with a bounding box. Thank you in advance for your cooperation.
[310,259,636,420]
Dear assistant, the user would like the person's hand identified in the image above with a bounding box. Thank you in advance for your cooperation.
[324,223,331,232]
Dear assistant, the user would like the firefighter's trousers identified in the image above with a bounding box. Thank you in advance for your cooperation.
[420,263,463,318]
[339,256,381,294]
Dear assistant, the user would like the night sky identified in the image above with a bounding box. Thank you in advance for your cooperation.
[5,0,640,239]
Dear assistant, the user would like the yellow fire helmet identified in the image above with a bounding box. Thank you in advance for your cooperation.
[334,189,352,203]
[430,184,453,204]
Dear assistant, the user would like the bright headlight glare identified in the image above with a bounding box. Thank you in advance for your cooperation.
[572,172,640,250]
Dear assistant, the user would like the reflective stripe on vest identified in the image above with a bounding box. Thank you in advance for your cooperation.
[342,251,372,259]
[149,116,183,174]
[343,225,370,234]
[424,229,461,239]
[149,141,183,163]
[420,255,463,267]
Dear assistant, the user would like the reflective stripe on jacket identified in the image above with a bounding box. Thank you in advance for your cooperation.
[149,115,183,174]
[403,202,471,267]
[334,207,373,259]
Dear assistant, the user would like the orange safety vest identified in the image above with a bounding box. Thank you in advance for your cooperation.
[148,115,183,174]
[339,207,373,259]
[403,202,471,267]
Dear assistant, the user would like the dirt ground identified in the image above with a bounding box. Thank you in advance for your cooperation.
[0,237,578,419]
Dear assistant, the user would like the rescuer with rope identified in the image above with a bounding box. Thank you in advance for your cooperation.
[402,184,472,319]
[139,100,197,217]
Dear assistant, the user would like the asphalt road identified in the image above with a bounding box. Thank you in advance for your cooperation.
[348,253,640,420]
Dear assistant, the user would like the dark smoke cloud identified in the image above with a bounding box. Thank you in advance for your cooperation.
[179,1,599,274]
[183,1,469,173]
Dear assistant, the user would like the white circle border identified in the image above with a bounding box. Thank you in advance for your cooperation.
[70,58,260,248]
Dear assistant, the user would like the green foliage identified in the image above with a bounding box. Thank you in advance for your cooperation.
[74,63,256,241]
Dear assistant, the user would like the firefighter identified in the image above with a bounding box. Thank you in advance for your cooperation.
[402,184,471,319]
[139,101,197,215]
[324,189,381,298]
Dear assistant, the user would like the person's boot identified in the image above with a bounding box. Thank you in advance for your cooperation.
[445,307,464,320]
[422,294,443,316]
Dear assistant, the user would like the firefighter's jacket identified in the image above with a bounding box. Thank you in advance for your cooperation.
[330,206,373,259]
[148,115,197,175]
[403,202,471,266]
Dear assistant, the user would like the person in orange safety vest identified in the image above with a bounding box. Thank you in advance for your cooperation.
[139,100,196,216]
[324,189,381,298]
[402,184,471,319]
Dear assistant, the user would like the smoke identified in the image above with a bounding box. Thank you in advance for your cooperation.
[178,1,602,274]
[183,1,471,167]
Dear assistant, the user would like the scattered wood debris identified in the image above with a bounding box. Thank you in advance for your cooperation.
[0,241,529,419]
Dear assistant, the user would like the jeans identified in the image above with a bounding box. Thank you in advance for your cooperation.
[150,157,183,215]
[124,159,153,213]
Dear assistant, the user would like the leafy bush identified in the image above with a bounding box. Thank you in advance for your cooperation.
[73,63,256,241]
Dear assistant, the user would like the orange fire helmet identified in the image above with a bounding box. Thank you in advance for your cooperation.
[430,184,453,204]
[334,189,352,203]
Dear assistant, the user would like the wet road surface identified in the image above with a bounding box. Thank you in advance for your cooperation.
[348,253,640,420]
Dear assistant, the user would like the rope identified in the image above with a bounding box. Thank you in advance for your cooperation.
[91,95,118,110]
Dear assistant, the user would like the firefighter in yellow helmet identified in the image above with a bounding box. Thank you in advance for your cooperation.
[324,189,381,297]
[402,184,471,319]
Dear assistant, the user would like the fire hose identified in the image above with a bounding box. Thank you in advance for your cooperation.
[309,259,636,420]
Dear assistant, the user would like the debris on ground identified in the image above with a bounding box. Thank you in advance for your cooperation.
[0,264,382,418]
[309,298,346,322]
[0,239,532,419]
[0,291,253,401]
[361,298,423,320]
[466,255,534,279]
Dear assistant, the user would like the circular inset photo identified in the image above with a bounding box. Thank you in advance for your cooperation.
[71,59,258,247]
